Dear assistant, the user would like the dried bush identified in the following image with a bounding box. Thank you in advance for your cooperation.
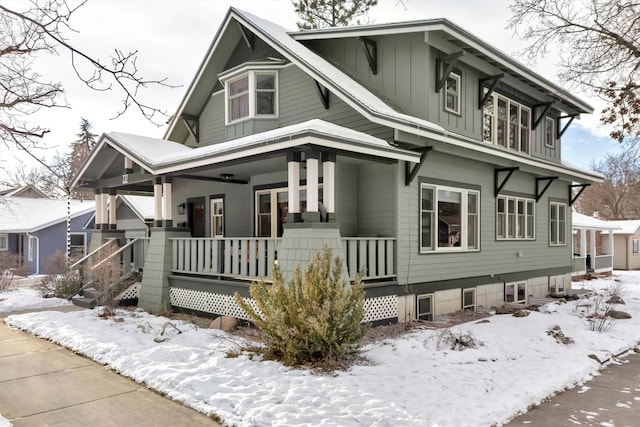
[426,328,483,351]
[575,295,616,333]
[607,281,626,299]
[40,250,82,298]
[0,252,21,292]
[235,248,369,367]
[91,242,122,317]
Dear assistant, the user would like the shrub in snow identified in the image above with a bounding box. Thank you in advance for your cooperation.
[575,295,616,333]
[0,252,21,292]
[235,248,369,366]
[426,328,483,351]
[40,250,82,298]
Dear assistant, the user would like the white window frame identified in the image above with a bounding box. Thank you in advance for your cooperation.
[210,198,224,238]
[505,281,527,304]
[545,116,556,148]
[549,275,565,294]
[462,288,476,312]
[482,91,531,154]
[224,70,278,124]
[255,185,322,238]
[416,293,434,321]
[420,183,480,253]
[633,239,639,254]
[0,233,7,251]
[27,236,34,262]
[496,195,535,240]
[444,71,461,114]
[549,202,567,246]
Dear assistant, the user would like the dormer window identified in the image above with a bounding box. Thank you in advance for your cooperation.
[224,70,278,123]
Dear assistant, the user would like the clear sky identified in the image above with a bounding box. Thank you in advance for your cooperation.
[1,0,621,177]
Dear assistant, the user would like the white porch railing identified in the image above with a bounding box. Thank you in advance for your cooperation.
[572,256,587,273]
[171,238,279,280]
[170,237,396,281]
[342,237,396,280]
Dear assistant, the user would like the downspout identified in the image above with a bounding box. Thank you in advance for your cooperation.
[25,232,40,275]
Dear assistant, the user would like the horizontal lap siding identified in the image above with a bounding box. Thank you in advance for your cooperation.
[396,151,572,286]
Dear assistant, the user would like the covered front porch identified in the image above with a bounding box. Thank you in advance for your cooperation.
[572,211,620,279]
[72,120,420,321]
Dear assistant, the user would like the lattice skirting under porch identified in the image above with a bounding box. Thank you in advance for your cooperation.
[116,283,141,301]
[169,287,398,323]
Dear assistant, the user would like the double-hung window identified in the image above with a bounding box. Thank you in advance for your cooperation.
[444,72,461,114]
[420,183,480,252]
[482,91,531,154]
[633,239,639,254]
[496,195,535,240]
[549,202,567,246]
[545,117,556,148]
[224,70,278,123]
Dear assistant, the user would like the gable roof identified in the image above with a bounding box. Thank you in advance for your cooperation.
[118,195,155,221]
[163,8,602,184]
[606,220,640,235]
[0,198,95,233]
[0,185,49,199]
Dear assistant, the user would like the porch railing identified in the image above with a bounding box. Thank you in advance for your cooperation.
[170,236,396,282]
[572,256,587,273]
[594,255,613,271]
[171,238,279,280]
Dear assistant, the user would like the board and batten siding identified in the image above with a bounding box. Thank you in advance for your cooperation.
[395,150,573,286]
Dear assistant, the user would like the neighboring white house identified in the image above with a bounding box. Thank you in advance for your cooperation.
[571,211,620,280]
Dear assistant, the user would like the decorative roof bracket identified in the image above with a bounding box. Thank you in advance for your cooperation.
[532,102,553,130]
[436,51,464,92]
[535,176,558,202]
[181,114,199,144]
[405,147,432,186]
[359,37,377,75]
[237,22,255,51]
[314,80,330,109]
[495,167,519,197]
[569,183,590,206]
[557,114,579,138]
[478,74,504,109]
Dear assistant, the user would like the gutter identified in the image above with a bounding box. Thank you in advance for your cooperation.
[25,232,39,275]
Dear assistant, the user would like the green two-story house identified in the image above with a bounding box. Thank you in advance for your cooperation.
[73,7,602,323]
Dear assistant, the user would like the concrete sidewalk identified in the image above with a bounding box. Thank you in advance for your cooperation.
[0,318,219,427]
[507,352,640,426]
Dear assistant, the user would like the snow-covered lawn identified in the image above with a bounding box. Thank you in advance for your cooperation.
[2,273,640,426]
[0,287,71,313]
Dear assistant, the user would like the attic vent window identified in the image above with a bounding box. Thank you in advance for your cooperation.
[224,70,278,123]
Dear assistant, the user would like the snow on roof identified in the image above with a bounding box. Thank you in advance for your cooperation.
[0,198,95,233]
[119,195,155,221]
[106,119,420,174]
[606,220,640,235]
[572,211,620,230]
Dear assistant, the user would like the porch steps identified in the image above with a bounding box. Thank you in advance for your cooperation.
[70,270,142,309]
[71,289,100,309]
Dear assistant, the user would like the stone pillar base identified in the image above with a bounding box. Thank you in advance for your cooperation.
[138,228,191,313]
[277,223,348,283]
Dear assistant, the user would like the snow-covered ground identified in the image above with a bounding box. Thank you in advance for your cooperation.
[2,273,640,426]
[0,287,72,313]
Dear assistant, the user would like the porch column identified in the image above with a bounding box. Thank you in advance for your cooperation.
[124,156,133,174]
[608,231,614,256]
[154,177,163,227]
[108,190,117,230]
[304,150,320,223]
[589,228,597,269]
[287,152,302,223]
[95,189,103,229]
[322,151,336,222]
[99,190,108,230]
[162,176,173,228]
[579,229,587,257]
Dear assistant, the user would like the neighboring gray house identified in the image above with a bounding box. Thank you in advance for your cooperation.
[0,197,95,275]
[72,8,603,322]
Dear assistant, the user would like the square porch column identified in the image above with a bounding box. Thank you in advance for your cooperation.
[154,177,163,227]
[322,151,336,222]
[287,152,302,223]
[304,151,320,223]
[162,176,173,228]
[108,190,117,230]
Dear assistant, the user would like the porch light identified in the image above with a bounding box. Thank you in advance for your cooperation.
[221,173,234,181]
[177,203,186,215]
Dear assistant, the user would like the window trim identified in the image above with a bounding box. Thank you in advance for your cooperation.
[505,281,527,304]
[416,293,434,321]
[482,91,531,154]
[462,288,476,312]
[419,183,480,253]
[545,116,556,148]
[210,196,225,238]
[549,201,567,246]
[496,195,535,240]
[223,70,279,124]
[0,233,7,251]
[549,275,565,294]
[69,232,87,258]
[633,239,639,254]
[444,71,461,115]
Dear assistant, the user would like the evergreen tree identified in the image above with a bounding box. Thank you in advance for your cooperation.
[293,0,378,30]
